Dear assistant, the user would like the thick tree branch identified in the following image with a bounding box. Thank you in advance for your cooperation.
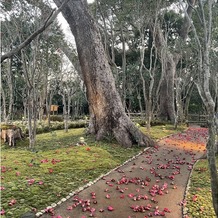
[1,0,69,63]
[179,0,197,40]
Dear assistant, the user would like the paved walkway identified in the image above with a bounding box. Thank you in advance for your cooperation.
[39,127,208,218]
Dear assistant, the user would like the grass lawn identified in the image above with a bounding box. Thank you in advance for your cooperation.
[0,124,216,217]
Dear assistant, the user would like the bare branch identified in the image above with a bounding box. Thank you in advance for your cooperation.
[1,0,69,63]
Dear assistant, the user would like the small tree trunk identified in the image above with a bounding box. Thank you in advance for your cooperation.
[20,45,39,149]
[1,86,7,122]
[67,93,71,121]
[27,89,37,149]
[5,58,14,123]
[23,101,27,121]
[62,94,68,133]
[39,86,47,121]
[174,78,184,129]
[120,26,127,108]
[136,93,143,115]
[184,82,194,118]
[46,91,54,127]
[145,101,152,131]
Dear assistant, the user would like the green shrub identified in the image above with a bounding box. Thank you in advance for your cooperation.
[0,124,17,130]
[36,126,44,134]
[49,115,63,122]
[52,122,64,130]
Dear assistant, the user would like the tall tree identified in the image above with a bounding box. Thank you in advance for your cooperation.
[53,0,154,147]
[147,0,197,123]
[179,0,218,215]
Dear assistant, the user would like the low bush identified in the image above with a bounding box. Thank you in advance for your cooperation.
[132,119,173,127]
[1,120,88,136]
[0,124,17,130]
[49,115,64,122]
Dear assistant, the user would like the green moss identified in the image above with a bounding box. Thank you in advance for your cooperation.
[185,157,218,218]
[141,124,186,140]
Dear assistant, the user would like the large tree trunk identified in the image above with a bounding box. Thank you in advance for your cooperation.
[151,23,178,122]
[53,0,154,147]
[158,58,177,122]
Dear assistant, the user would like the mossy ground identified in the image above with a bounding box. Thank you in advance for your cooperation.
[141,124,186,140]
[1,125,217,217]
[184,157,218,218]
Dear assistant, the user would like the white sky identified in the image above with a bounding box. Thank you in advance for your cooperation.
[57,0,95,45]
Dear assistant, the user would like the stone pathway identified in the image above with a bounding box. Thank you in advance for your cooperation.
[39,127,208,218]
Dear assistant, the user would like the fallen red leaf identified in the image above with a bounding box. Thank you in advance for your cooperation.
[107,206,114,211]
[192,195,198,202]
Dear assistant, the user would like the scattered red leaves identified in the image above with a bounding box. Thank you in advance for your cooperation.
[48,168,53,174]
[0,209,5,215]
[27,179,35,185]
[1,166,7,173]
[15,171,21,176]
[8,199,16,206]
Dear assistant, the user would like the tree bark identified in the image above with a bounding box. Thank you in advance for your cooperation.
[120,25,127,108]
[46,90,54,127]
[2,58,14,123]
[1,85,7,122]
[62,93,68,133]
[53,0,154,147]
[184,82,194,118]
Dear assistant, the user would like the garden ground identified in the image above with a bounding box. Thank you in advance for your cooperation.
[1,125,217,218]
[39,126,216,218]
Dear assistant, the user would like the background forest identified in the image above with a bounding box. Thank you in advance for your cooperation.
[1,0,217,126]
